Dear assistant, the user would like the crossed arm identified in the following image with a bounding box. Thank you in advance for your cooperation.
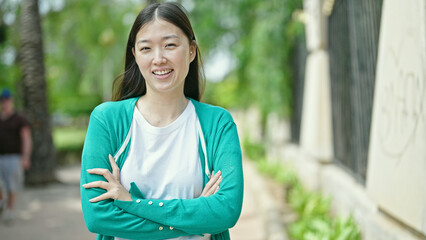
[83,154,223,202]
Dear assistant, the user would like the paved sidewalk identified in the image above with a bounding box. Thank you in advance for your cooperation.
[0,160,286,240]
[0,165,95,240]
[231,160,287,240]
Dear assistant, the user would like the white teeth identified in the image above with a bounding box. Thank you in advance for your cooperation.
[153,69,172,75]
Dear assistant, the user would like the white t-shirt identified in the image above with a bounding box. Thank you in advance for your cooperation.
[116,101,211,240]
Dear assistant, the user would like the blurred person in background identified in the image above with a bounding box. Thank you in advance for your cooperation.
[80,2,243,240]
[0,88,32,223]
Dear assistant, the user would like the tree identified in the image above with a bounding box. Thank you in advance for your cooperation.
[19,0,56,184]
[191,0,304,120]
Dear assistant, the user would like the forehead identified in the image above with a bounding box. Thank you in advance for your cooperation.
[136,19,187,41]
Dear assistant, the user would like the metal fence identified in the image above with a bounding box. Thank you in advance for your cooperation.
[290,33,307,144]
[328,0,383,183]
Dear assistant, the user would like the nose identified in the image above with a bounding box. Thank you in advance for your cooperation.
[153,49,166,65]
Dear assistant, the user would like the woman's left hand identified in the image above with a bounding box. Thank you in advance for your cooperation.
[83,154,132,202]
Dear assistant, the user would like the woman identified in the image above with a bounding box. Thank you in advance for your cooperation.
[80,2,243,240]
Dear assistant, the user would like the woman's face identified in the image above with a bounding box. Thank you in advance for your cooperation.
[133,19,196,97]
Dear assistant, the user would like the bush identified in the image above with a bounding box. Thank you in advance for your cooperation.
[242,136,266,161]
[242,138,361,240]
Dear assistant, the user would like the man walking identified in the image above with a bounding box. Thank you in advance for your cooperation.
[0,88,32,223]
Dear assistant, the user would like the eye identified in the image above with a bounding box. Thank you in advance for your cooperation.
[140,47,150,51]
[165,43,177,48]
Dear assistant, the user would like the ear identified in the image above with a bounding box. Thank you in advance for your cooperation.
[189,41,197,63]
[132,47,136,57]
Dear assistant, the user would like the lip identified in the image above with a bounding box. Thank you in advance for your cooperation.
[152,68,174,80]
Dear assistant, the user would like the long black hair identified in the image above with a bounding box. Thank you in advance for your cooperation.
[112,2,205,101]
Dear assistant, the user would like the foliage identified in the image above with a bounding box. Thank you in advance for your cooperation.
[53,126,87,165]
[42,0,141,116]
[0,1,21,92]
[2,0,305,118]
[242,136,266,162]
[288,184,331,218]
[257,159,299,187]
[192,0,305,119]
[288,213,361,240]
[242,137,362,240]
[53,126,86,152]
[203,73,244,110]
[1,0,144,116]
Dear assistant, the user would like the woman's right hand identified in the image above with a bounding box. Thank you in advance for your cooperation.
[83,154,132,202]
[201,170,222,197]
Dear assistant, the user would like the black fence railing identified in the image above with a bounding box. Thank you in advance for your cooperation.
[328,0,383,183]
[290,33,307,144]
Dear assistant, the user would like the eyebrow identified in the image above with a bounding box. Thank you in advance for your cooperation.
[136,34,180,44]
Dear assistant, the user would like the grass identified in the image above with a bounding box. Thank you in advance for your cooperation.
[53,126,87,165]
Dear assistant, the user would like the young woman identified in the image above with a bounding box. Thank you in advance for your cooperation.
[80,3,243,240]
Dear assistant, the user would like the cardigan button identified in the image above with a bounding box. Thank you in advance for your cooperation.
[169,226,174,230]
[148,201,153,205]
[136,199,141,203]
[159,202,164,207]
[159,226,164,231]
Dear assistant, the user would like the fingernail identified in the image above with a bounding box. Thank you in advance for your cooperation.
[218,170,221,174]
[82,184,87,187]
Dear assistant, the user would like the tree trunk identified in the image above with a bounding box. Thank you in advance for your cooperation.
[19,0,56,184]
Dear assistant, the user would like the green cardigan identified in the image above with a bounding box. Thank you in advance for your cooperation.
[80,97,244,240]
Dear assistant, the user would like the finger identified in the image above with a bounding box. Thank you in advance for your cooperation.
[201,172,222,197]
[205,171,221,189]
[87,168,114,182]
[214,186,220,194]
[204,185,216,197]
[109,154,120,180]
[201,178,215,196]
[89,192,113,203]
[209,170,221,184]
[83,181,109,190]
[201,186,209,196]
[202,174,218,194]
[206,176,222,196]
[215,175,223,186]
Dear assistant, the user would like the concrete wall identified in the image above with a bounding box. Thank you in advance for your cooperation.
[366,0,426,235]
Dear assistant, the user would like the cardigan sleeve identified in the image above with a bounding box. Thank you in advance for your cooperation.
[80,111,190,239]
[114,120,244,235]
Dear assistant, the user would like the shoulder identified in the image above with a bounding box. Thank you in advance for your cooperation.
[13,112,30,127]
[191,99,234,122]
[190,99,235,134]
[88,98,138,133]
[91,98,137,119]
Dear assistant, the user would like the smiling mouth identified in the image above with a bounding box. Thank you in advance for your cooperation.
[153,69,174,76]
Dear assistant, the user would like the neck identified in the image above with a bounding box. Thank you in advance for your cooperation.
[136,92,189,127]
[0,109,13,120]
